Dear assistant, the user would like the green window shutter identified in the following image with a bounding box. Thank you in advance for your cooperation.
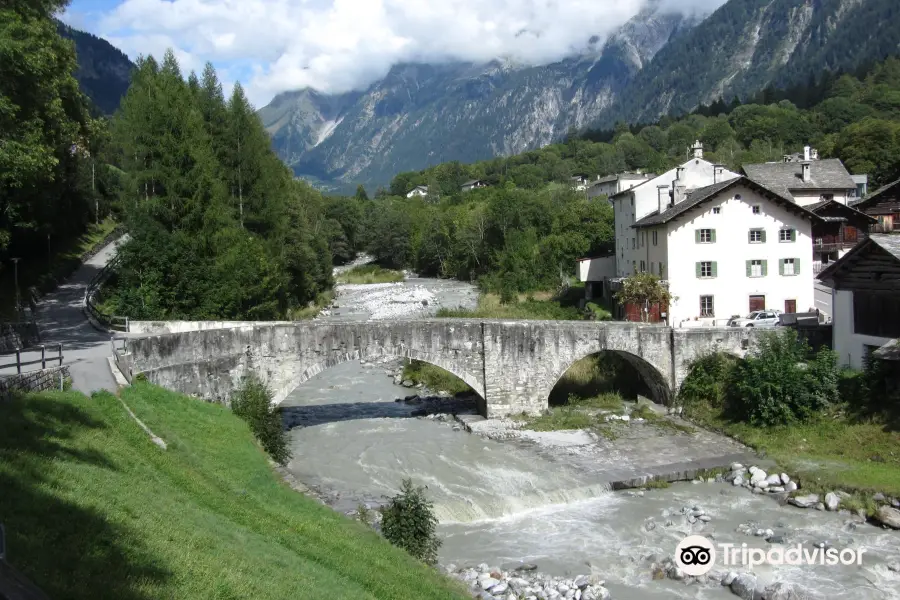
[695,229,701,243]
[746,260,751,277]
[711,229,717,243]
[779,259,785,275]
[762,260,768,276]
[696,262,701,278]
[794,258,800,274]
[711,262,718,277]
[761,230,767,243]
[790,229,796,242]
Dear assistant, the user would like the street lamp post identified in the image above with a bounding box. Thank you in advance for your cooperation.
[11,257,21,318]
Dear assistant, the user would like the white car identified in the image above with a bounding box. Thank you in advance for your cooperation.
[728,310,782,328]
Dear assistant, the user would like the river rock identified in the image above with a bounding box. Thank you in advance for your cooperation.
[780,473,791,484]
[723,571,738,586]
[699,514,712,522]
[789,494,819,508]
[479,577,501,590]
[764,474,781,486]
[731,463,744,471]
[733,475,745,486]
[888,562,900,573]
[873,492,886,502]
[825,492,841,511]
[769,486,785,493]
[489,582,509,594]
[763,582,809,600]
[730,573,758,600]
[750,471,767,486]
[875,505,900,529]
[785,481,798,492]
[401,379,414,387]
[573,575,589,589]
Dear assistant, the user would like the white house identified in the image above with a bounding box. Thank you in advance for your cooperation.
[629,177,822,327]
[407,185,429,198]
[570,174,594,191]
[587,172,655,201]
[461,179,488,193]
[610,141,739,278]
[817,235,900,369]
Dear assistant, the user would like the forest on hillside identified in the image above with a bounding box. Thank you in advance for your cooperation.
[329,57,900,297]
[2,0,334,321]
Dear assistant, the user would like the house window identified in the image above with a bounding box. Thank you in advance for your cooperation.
[854,292,900,338]
[780,258,797,276]
[650,261,655,273]
[779,228,796,242]
[632,260,636,274]
[747,259,767,277]
[659,262,665,277]
[630,197,634,207]
[652,230,658,246]
[696,228,715,243]
[640,260,646,272]
[713,207,721,214]
[752,205,761,214]
[697,261,716,278]
[700,295,714,317]
[632,238,636,250]
[749,228,766,243]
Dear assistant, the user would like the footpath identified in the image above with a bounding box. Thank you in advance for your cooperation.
[0,237,125,395]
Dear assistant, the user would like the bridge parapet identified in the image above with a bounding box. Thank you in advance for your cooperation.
[121,320,761,417]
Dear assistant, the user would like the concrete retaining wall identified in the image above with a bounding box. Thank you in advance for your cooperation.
[0,366,70,399]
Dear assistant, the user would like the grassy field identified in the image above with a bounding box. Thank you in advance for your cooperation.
[0,384,470,600]
[336,265,404,285]
[687,402,900,497]
[0,218,118,320]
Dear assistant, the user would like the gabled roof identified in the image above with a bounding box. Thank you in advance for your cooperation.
[742,159,856,199]
[805,199,877,224]
[632,176,823,228]
[461,179,484,186]
[816,234,900,281]
[852,177,900,208]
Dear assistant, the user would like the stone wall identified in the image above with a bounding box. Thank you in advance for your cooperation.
[128,320,295,335]
[120,320,762,417]
[0,321,40,353]
[0,366,70,399]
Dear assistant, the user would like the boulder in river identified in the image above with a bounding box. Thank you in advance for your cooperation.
[789,494,819,509]
[763,582,810,600]
[875,505,900,529]
[729,572,757,599]
[401,380,414,387]
[824,492,841,511]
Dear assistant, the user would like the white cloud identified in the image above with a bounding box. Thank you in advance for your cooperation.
[71,0,726,107]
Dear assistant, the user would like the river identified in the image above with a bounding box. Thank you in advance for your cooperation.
[282,272,900,600]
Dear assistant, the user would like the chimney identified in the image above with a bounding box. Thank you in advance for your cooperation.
[811,148,819,160]
[671,181,687,206]
[657,185,668,214]
[803,146,811,161]
[801,161,811,183]
[676,166,685,181]
[713,164,725,184]
[691,140,703,159]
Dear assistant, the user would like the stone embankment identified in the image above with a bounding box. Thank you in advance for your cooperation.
[446,563,612,600]
[0,365,70,399]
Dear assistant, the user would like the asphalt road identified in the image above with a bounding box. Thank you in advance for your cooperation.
[0,237,126,395]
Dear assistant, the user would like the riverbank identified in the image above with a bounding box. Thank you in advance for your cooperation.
[0,385,472,600]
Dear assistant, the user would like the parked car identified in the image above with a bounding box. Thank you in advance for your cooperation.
[728,310,781,328]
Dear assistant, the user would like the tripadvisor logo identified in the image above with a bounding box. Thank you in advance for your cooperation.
[675,535,716,576]
[675,534,868,575]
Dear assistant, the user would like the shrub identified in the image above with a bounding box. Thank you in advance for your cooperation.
[231,374,290,465]
[678,352,736,415]
[724,330,839,427]
[379,479,441,565]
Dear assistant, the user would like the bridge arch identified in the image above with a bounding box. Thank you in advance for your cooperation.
[542,349,672,407]
[273,346,484,409]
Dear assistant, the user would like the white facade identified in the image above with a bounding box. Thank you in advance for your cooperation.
[587,174,653,200]
[614,157,739,277]
[407,186,428,198]
[831,289,893,369]
[657,183,815,327]
[577,256,617,282]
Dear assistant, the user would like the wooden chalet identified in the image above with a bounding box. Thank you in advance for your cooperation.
[852,178,900,233]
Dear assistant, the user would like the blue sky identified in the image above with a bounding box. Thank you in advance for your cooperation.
[61,0,725,108]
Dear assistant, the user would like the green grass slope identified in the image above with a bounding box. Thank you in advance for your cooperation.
[0,384,470,600]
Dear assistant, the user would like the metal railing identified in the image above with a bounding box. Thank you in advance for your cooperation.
[83,256,129,332]
[0,344,63,374]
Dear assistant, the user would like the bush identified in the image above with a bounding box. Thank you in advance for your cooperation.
[231,374,290,465]
[724,330,839,427]
[379,479,441,565]
[678,352,736,415]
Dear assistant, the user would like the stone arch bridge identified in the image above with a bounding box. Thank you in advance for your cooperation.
[115,320,759,417]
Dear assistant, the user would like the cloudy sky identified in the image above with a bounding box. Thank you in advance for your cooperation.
[63,0,725,108]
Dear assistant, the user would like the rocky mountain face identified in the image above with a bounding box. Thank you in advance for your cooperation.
[605,0,900,126]
[260,4,698,189]
[58,22,134,115]
[262,0,900,189]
